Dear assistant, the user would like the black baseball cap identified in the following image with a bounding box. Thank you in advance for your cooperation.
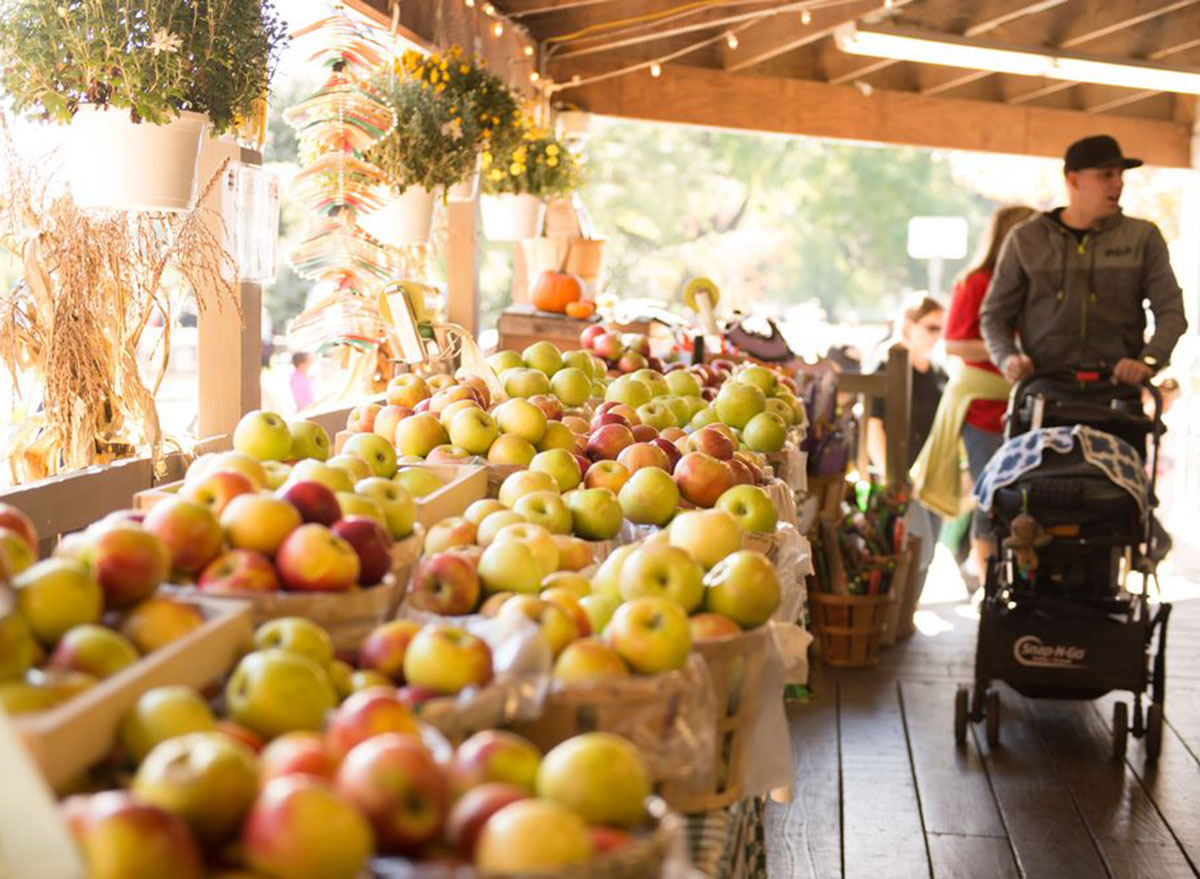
[1064,135,1142,172]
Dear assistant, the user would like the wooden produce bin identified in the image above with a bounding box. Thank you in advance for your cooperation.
[14,596,252,792]
[495,304,651,353]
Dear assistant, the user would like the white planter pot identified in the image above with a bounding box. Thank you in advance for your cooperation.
[447,155,481,202]
[481,193,543,241]
[66,107,208,212]
[360,185,437,245]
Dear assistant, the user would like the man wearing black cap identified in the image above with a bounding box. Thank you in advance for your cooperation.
[980,134,1186,386]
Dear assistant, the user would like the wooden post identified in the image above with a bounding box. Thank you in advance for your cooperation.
[446,198,479,338]
[883,346,912,488]
[196,140,262,437]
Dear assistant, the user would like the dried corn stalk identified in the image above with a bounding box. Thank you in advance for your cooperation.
[0,123,238,484]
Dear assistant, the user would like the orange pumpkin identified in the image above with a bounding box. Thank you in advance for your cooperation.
[565,300,596,319]
[531,270,583,314]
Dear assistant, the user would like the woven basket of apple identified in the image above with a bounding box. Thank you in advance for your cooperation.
[52,605,687,879]
[0,502,255,791]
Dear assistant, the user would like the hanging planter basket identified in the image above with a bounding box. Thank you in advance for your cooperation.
[360,184,437,245]
[481,192,542,241]
[446,153,482,202]
[66,107,209,212]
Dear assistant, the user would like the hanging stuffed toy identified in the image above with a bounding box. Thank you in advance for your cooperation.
[1003,512,1052,580]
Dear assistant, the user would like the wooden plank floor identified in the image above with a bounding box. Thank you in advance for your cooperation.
[767,581,1200,879]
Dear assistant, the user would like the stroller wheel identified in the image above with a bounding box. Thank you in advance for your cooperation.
[1111,701,1128,759]
[1145,703,1164,762]
[985,690,1001,748]
[954,687,968,745]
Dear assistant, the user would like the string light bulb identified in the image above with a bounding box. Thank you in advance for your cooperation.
[726,33,739,49]
[492,21,503,38]
[465,0,474,6]
[649,62,662,77]
[530,71,540,83]
[483,3,495,13]
[524,45,534,57]
[801,9,811,24]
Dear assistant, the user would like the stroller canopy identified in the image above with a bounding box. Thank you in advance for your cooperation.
[973,426,1148,519]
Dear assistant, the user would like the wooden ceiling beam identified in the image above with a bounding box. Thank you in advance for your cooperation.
[549,59,1191,166]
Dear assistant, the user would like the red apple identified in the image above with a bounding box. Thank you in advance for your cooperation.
[327,686,421,758]
[529,394,564,422]
[726,457,755,486]
[586,423,635,462]
[674,452,735,508]
[690,425,736,461]
[276,524,361,592]
[336,733,450,855]
[650,437,683,471]
[358,620,421,679]
[396,684,441,710]
[180,469,256,516]
[630,424,659,444]
[259,731,340,784]
[198,549,279,594]
[453,730,542,792]
[617,442,670,473]
[689,612,743,641]
[346,404,381,433]
[69,791,203,879]
[0,503,37,552]
[331,516,393,586]
[277,480,342,526]
[446,783,529,859]
[86,524,171,608]
[617,351,647,373]
[373,405,411,444]
[216,721,266,754]
[579,324,607,350]
[141,498,223,576]
[408,553,481,615]
[584,460,631,495]
[590,412,630,430]
[590,825,635,855]
[592,332,624,362]
[414,398,432,413]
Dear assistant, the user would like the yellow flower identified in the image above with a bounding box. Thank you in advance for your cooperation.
[546,144,559,157]
[481,151,492,167]
[489,169,504,181]
[547,156,559,167]
[510,163,524,175]
[430,70,439,84]
[460,65,469,74]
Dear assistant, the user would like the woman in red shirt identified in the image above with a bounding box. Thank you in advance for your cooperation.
[945,205,1036,585]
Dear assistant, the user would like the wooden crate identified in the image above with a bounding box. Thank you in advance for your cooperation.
[14,596,252,792]
[496,304,651,354]
[660,625,772,813]
[132,480,182,511]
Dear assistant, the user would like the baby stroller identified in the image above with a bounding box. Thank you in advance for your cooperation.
[954,365,1171,760]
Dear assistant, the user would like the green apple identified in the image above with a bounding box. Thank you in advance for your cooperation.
[224,649,338,739]
[327,454,372,484]
[494,523,560,577]
[617,468,679,527]
[503,367,552,399]
[488,349,524,374]
[513,491,573,535]
[121,686,216,764]
[636,402,676,431]
[690,406,719,429]
[551,367,591,407]
[233,410,293,462]
[464,499,508,526]
[355,477,417,539]
[523,341,564,376]
[736,365,778,396]
[287,420,332,461]
[393,466,446,499]
[668,509,744,570]
[260,461,293,490]
[715,382,766,430]
[14,559,104,646]
[742,411,787,454]
[765,397,795,426]
[478,540,544,594]
[49,624,139,678]
[536,422,576,453]
[530,449,582,492]
[580,594,621,635]
[343,433,398,478]
[449,408,500,456]
[386,373,432,408]
[618,543,704,612]
[498,470,558,509]
[393,413,448,458]
[630,369,669,399]
[661,396,691,427]
[605,376,651,409]
[561,349,595,380]
[537,732,649,828]
[715,485,778,534]
[682,395,708,420]
[253,617,334,668]
[566,488,623,541]
[665,370,702,397]
[0,613,36,681]
[589,544,637,598]
[335,492,387,526]
[703,550,781,627]
[494,398,548,445]
[476,510,528,546]
[287,459,353,495]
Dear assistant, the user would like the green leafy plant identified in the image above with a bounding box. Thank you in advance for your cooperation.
[365,47,525,195]
[0,0,289,134]
[483,131,583,199]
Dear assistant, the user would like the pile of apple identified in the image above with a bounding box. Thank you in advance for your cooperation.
[65,612,661,878]
[0,504,210,715]
[577,324,665,375]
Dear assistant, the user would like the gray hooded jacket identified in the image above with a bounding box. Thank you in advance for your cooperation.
[980,210,1186,371]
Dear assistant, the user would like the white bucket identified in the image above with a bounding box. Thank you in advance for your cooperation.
[447,155,481,202]
[481,193,542,241]
[66,107,208,212]
[360,185,437,245]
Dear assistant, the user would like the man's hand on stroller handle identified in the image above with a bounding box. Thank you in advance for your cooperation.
[1113,358,1154,386]
[1003,354,1034,383]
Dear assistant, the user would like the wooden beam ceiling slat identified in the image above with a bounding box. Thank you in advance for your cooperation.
[554,58,1191,166]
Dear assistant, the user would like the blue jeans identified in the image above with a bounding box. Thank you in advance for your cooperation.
[962,423,1004,540]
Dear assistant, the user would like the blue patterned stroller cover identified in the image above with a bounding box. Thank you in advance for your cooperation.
[973,425,1148,520]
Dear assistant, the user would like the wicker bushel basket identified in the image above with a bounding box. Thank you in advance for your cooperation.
[809,591,892,668]
[371,796,682,879]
